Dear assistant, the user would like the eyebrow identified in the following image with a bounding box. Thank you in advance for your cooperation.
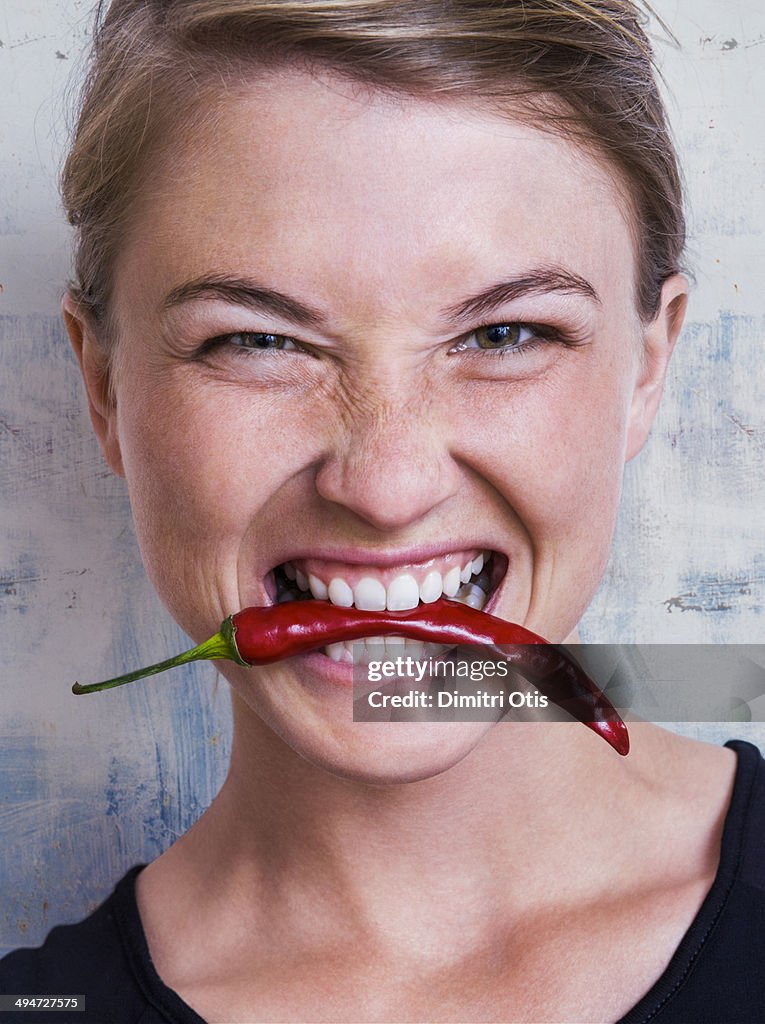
[441,266,601,323]
[162,264,600,329]
[162,275,327,328]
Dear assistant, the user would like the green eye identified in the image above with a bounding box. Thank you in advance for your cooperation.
[448,322,546,359]
[474,324,524,349]
[229,332,295,350]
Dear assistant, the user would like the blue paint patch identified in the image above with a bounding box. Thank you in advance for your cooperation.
[103,757,123,818]
[0,213,26,236]
[0,549,43,616]
[665,564,765,616]
[0,737,49,804]
[712,310,736,363]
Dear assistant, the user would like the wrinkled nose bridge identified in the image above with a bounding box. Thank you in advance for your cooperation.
[313,382,460,529]
[351,386,413,451]
[335,385,433,480]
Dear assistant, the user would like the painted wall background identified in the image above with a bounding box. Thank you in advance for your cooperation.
[1,0,763,955]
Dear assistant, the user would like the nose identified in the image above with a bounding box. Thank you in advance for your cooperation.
[314,386,462,531]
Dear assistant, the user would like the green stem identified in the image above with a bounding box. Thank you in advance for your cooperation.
[72,619,243,695]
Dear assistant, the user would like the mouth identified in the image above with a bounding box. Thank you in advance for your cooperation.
[267,549,507,663]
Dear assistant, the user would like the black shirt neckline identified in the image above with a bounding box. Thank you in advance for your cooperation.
[110,740,760,1024]
[112,866,207,1024]
[618,739,758,1023]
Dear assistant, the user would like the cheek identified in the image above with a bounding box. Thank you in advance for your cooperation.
[530,395,627,536]
[112,369,322,623]
[117,385,240,545]
[461,359,633,542]
[116,374,305,529]
[464,360,633,636]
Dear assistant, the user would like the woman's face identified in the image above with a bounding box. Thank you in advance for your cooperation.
[72,71,683,782]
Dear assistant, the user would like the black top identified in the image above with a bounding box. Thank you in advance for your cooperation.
[2,739,764,1024]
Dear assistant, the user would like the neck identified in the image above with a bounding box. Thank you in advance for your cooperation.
[175,690,644,956]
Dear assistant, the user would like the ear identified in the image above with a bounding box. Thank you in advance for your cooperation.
[625,274,689,462]
[63,292,125,477]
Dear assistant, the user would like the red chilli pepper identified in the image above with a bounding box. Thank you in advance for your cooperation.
[72,598,629,756]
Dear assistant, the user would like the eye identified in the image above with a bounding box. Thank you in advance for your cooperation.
[223,331,301,352]
[455,323,537,353]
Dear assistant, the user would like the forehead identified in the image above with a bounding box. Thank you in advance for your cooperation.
[115,70,636,321]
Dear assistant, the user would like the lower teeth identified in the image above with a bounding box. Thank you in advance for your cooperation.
[453,582,489,609]
[325,637,454,665]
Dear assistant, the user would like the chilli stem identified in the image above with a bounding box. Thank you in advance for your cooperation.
[71,618,242,695]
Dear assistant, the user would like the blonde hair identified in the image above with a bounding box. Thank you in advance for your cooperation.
[62,0,685,335]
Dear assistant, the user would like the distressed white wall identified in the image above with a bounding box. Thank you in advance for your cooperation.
[1,0,764,955]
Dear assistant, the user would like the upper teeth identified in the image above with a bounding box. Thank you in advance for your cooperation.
[283,553,492,611]
[307,573,328,600]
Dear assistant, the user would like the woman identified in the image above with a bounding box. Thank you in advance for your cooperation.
[2,1,763,1021]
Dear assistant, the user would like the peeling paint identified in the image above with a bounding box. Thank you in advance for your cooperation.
[725,413,757,439]
[7,34,50,50]
[663,575,765,615]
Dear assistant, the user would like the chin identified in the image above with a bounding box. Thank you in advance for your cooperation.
[289,719,497,785]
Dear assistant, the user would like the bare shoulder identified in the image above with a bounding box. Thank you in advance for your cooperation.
[634,726,738,832]
[613,726,738,888]
[512,729,742,1022]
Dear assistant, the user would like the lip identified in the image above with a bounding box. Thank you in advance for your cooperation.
[295,641,460,691]
[299,648,360,688]
[266,541,505,572]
